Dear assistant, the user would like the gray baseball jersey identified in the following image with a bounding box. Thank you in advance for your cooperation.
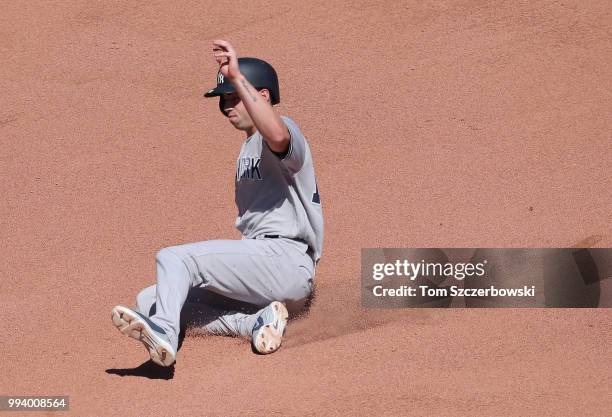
[235,116,323,263]
[135,116,324,349]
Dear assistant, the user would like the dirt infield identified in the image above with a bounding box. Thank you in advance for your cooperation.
[1,1,610,416]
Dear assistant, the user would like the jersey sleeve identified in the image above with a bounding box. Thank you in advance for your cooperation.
[279,116,307,173]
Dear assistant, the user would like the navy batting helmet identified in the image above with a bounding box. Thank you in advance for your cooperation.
[204,57,280,115]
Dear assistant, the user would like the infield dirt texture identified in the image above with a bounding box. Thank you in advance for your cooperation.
[1,1,611,416]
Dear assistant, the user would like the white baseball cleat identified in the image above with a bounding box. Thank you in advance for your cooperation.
[111,305,176,367]
[251,301,289,354]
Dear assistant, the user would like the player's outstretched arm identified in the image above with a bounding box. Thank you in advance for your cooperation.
[212,39,290,153]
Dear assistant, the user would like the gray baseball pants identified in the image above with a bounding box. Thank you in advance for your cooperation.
[134,237,315,351]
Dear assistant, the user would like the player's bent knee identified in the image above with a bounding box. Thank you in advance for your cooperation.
[155,247,187,270]
[155,247,175,263]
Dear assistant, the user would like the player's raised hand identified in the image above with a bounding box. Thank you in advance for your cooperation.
[212,40,241,81]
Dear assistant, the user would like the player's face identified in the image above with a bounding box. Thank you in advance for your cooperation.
[221,90,272,136]
[221,93,254,132]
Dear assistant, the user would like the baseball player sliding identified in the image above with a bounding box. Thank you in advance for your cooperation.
[111,40,323,366]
